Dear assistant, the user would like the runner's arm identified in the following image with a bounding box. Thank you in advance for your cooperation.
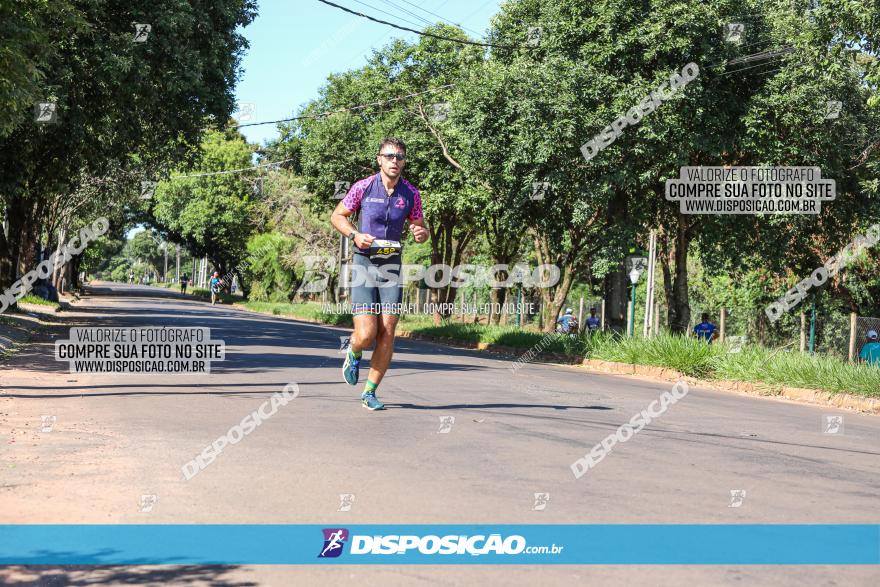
[331,201,374,248]
[406,186,428,243]
[408,217,429,243]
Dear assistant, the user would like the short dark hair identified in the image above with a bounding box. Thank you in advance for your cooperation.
[701,312,710,321]
[378,137,406,155]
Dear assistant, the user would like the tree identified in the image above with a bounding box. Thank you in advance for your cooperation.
[0,0,257,289]
[151,127,258,289]
[288,26,484,324]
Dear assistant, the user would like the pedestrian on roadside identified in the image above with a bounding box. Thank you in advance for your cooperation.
[556,307,578,335]
[693,312,719,343]
[858,330,880,365]
[210,271,221,305]
[180,273,189,295]
[586,307,601,334]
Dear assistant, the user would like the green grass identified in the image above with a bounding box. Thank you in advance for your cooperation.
[239,300,353,326]
[590,333,880,397]
[591,332,724,378]
[17,294,60,309]
[234,301,880,398]
[713,345,880,397]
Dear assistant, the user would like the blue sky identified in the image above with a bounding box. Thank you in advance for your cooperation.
[234,0,501,146]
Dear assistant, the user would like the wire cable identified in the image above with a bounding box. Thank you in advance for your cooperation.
[390,0,484,37]
[348,0,433,30]
[235,84,455,128]
[315,0,530,50]
[169,158,296,180]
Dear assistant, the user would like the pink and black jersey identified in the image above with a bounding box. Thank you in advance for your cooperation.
[341,173,423,255]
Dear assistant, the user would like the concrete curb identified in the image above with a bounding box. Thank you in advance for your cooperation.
[16,302,62,315]
[580,359,880,415]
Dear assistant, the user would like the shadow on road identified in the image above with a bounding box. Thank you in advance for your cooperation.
[0,562,255,586]
[389,402,612,411]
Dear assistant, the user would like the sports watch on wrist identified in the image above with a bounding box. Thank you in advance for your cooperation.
[348,230,358,240]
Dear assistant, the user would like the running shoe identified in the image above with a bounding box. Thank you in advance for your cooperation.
[342,347,360,385]
[361,392,385,411]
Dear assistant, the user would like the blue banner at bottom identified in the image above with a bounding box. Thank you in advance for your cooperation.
[0,525,877,565]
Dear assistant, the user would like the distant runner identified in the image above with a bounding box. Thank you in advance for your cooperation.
[330,137,428,411]
[693,312,719,342]
[210,271,221,305]
[180,273,189,295]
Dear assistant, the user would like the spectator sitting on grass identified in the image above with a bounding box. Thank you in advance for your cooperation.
[858,330,880,365]
[693,313,719,343]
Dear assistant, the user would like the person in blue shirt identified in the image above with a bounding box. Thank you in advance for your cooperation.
[209,272,221,305]
[556,307,578,334]
[693,313,719,343]
[585,307,601,334]
[858,330,880,365]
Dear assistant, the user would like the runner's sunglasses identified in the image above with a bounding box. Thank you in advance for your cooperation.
[379,152,406,161]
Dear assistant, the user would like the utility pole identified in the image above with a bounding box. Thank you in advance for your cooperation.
[809,299,817,354]
[175,245,180,282]
[163,242,168,282]
[643,229,657,337]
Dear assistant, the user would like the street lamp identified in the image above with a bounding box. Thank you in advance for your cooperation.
[625,255,648,336]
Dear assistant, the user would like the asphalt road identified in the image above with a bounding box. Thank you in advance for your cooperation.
[0,282,877,586]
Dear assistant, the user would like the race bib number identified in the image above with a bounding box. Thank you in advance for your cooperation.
[369,239,401,257]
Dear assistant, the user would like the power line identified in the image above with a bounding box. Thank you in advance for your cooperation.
[348,0,433,30]
[726,46,794,66]
[315,0,529,50]
[170,158,296,179]
[235,84,455,128]
[390,0,484,38]
[701,46,795,72]
[717,59,789,77]
[377,0,435,28]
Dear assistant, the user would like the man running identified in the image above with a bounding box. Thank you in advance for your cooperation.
[180,273,189,295]
[209,271,221,305]
[330,137,428,411]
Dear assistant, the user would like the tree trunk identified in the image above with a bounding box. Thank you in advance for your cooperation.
[428,213,473,326]
[603,271,627,333]
[531,232,577,333]
[662,216,692,334]
[603,190,628,333]
[1,197,35,287]
[489,286,507,325]
[51,226,66,290]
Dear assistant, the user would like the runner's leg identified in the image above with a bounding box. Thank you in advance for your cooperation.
[344,253,380,386]
[366,256,402,387]
[367,314,399,386]
[351,314,377,354]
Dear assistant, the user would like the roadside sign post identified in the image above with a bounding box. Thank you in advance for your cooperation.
[626,255,648,337]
